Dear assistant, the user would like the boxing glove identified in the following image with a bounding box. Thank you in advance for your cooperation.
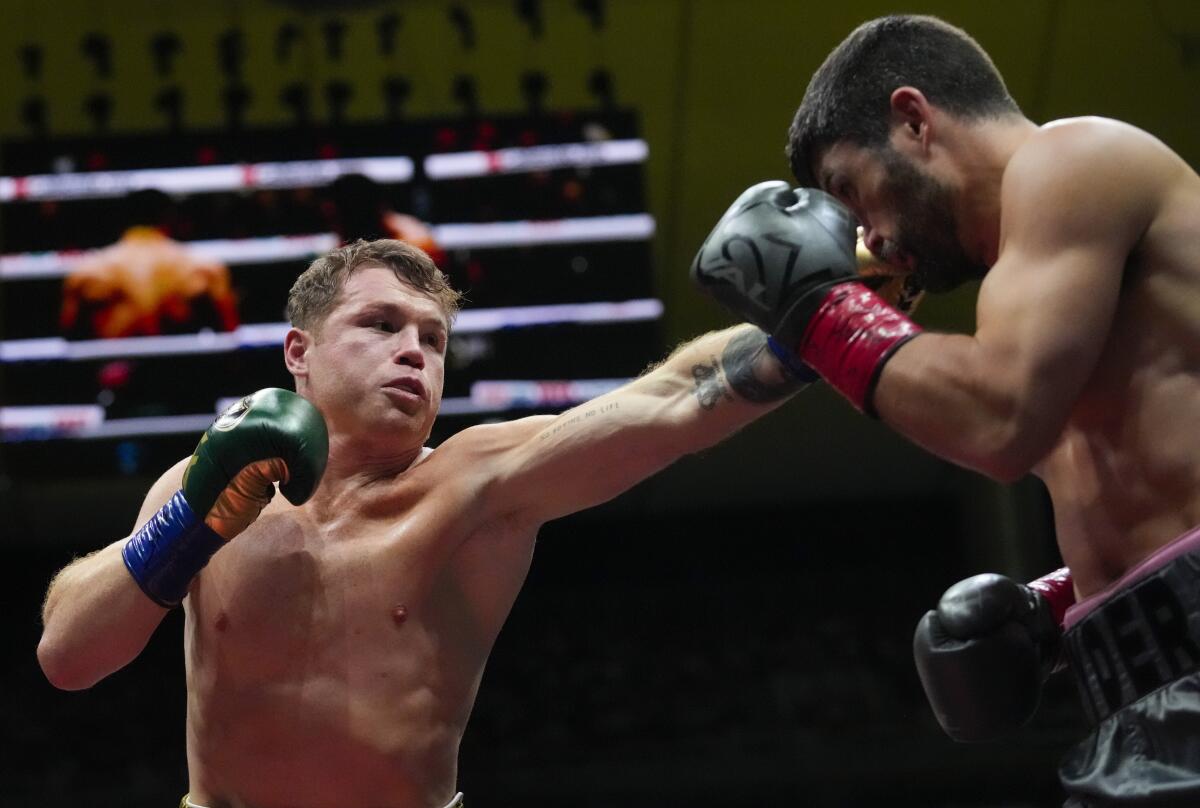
[122,388,328,607]
[913,570,1072,742]
[691,181,921,414]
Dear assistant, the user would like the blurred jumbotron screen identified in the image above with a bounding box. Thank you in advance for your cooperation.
[0,115,662,478]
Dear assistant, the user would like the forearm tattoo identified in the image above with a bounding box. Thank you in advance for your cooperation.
[539,401,621,440]
[691,358,732,410]
[718,329,806,403]
[689,329,801,409]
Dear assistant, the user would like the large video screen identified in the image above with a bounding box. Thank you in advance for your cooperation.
[1,113,661,478]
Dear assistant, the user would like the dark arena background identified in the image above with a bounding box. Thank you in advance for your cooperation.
[2,2,1198,805]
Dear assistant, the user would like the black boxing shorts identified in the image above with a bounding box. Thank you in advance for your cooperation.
[1059,523,1200,806]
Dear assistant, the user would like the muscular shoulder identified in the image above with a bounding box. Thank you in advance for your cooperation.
[412,417,556,527]
[432,416,555,460]
[418,417,555,487]
[1013,117,1170,174]
[1001,117,1167,251]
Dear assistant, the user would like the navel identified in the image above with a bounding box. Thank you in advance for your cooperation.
[391,604,409,626]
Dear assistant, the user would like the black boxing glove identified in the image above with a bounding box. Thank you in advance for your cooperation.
[913,568,1074,742]
[691,181,922,414]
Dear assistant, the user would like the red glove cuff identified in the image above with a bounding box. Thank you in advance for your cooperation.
[795,282,922,415]
[1027,566,1075,627]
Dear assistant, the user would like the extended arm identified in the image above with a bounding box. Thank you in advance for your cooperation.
[482,324,806,525]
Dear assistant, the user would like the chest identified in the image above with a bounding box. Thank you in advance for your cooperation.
[187,506,460,667]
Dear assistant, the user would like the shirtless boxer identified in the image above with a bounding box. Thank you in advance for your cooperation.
[38,238,821,808]
[61,189,239,339]
[692,14,1200,804]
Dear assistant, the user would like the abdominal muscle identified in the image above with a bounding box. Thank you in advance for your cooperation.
[179,504,502,808]
[185,670,464,808]
[1039,226,1200,598]
[1044,422,1200,600]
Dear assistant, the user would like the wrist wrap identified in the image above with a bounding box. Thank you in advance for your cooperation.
[122,489,225,608]
[794,282,921,416]
[1027,566,1075,626]
[766,336,820,384]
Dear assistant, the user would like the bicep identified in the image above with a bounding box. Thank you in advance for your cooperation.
[874,134,1148,479]
[973,128,1153,423]
[467,325,799,524]
[973,241,1122,416]
[42,457,188,620]
[486,374,692,525]
[873,235,1125,481]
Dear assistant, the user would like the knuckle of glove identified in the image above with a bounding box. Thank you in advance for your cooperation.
[937,573,1029,638]
[915,620,1044,742]
[914,609,958,651]
[691,182,858,336]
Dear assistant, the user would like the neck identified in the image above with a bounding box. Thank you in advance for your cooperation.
[304,430,428,520]
[946,115,1039,266]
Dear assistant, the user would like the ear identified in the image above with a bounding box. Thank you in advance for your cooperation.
[284,327,311,380]
[889,86,933,153]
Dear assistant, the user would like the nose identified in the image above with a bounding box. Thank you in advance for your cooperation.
[862,226,886,259]
[391,325,425,369]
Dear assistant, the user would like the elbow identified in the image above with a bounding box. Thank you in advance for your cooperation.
[37,632,99,691]
[971,410,1057,485]
[980,456,1035,485]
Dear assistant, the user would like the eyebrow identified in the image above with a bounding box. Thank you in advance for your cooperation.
[357,301,449,333]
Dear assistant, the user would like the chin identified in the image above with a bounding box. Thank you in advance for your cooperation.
[383,409,435,442]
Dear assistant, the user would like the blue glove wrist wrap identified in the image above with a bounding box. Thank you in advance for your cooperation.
[122,490,225,608]
[766,336,820,384]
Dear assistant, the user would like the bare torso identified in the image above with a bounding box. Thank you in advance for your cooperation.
[63,227,234,338]
[1035,126,1200,596]
[182,432,542,808]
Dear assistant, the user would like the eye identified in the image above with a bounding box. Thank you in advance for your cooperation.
[370,320,396,332]
[423,333,443,349]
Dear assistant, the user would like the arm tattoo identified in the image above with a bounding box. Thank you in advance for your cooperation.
[720,329,806,403]
[538,401,622,439]
[691,358,731,410]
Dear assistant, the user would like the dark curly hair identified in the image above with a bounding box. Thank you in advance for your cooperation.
[787,15,1021,186]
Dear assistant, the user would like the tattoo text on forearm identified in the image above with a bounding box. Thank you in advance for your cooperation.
[538,401,622,439]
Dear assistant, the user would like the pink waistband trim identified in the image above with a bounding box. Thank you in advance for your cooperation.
[1064,522,1200,631]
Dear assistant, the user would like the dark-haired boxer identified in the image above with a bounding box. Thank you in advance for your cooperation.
[693,13,1200,805]
[39,237,853,808]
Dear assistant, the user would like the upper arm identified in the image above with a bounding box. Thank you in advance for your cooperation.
[446,325,798,527]
[971,123,1158,443]
[475,371,697,526]
[42,456,188,627]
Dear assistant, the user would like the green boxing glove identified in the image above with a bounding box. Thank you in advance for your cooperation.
[122,389,329,607]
